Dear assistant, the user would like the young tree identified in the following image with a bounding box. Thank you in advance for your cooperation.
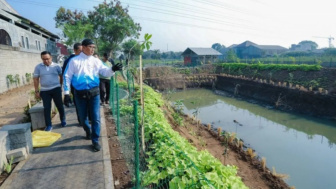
[226,49,239,63]
[122,39,142,60]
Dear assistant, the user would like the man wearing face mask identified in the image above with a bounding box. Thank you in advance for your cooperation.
[63,39,123,152]
[33,51,66,132]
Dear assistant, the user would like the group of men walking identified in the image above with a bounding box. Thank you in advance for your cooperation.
[33,39,122,152]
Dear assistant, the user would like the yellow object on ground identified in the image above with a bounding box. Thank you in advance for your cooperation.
[32,130,61,147]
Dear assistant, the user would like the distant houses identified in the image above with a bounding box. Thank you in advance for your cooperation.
[182,41,288,65]
[230,41,288,59]
[181,47,222,66]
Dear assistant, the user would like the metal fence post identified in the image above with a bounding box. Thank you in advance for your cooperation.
[110,76,115,116]
[116,83,120,136]
[134,100,140,188]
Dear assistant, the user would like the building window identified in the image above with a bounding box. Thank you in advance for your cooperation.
[0,29,12,46]
[35,40,38,50]
[21,36,25,48]
[25,37,29,49]
[38,41,41,50]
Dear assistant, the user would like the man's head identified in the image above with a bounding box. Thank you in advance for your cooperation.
[81,39,95,56]
[73,43,82,55]
[40,51,52,66]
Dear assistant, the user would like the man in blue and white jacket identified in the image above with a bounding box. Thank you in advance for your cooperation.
[63,39,122,152]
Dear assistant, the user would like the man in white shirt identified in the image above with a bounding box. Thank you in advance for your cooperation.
[63,39,122,152]
[33,51,66,131]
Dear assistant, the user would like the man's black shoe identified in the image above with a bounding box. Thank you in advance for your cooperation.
[92,143,101,152]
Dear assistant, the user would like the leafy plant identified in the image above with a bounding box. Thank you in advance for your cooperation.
[184,68,191,75]
[3,156,14,174]
[134,85,247,188]
[25,73,32,82]
[15,74,20,85]
[309,80,319,88]
[6,74,15,84]
[190,100,200,127]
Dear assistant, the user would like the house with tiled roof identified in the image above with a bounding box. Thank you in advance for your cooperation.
[181,47,222,66]
[230,40,288,58]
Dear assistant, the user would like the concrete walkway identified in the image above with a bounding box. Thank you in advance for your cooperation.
[1,106,114,189]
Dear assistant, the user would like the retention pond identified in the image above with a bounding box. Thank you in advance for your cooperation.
[166,88,336,189]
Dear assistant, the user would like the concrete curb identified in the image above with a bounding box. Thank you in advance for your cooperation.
[100,106,114,189]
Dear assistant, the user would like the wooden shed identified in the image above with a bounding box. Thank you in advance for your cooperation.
[181,47,222,66]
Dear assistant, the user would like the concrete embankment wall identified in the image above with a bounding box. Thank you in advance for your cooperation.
[215,76,336,119]
[142,67,336,120]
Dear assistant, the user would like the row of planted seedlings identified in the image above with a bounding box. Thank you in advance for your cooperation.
[109,69,248,188]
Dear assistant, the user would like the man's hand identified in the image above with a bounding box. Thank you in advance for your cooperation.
[112,63,123,72]
[63,95,71,107]
[35,91,40,99]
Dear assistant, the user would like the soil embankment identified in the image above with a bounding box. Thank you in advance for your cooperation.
[143,66,336,120]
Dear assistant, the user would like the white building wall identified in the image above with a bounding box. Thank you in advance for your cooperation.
[0,0,60,94]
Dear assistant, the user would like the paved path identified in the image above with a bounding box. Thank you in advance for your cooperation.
[1,106,114,189]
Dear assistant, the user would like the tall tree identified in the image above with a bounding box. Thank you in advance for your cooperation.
[54,1,141,54]
[87,1,141,54]
[298,40,318,50]
[62,22,93,47]
[212,43,225,51]
[55,7,86,28]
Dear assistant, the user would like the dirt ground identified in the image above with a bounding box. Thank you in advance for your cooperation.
[0,83,34,127]
[104,108,133,189]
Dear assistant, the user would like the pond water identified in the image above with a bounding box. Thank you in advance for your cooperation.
[166,89,336,189]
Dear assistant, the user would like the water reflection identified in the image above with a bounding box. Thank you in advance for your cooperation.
[165,89,336,189]
[166,89,336,147]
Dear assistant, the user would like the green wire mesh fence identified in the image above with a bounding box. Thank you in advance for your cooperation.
[107,69,240,189]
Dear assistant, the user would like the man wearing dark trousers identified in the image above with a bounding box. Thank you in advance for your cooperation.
[62,43,82,123]
[33,51,66,131]
[99,53,112,105]
[63,39,123,152]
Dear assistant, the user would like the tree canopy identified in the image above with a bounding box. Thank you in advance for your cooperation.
[122,39,142,60]
[298,40,318,50]
[211,43,225,51]
[54,0,141,55]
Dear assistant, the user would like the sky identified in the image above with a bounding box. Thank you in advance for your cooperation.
[4,0,336,52]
